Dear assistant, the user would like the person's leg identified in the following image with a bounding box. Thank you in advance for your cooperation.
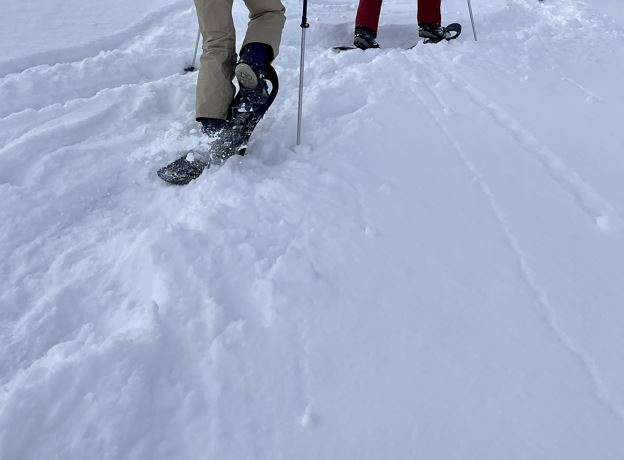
[355,0,383,34]
[194,0,237,120]
[241,0,286,58]
[417,0,442,26]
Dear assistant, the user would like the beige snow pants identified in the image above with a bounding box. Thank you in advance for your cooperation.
[193,0,286,119]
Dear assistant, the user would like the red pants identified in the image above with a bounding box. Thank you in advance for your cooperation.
[355,0,441,32]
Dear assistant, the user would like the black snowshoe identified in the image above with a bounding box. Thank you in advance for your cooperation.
[418,23,462,43]
[157,45,279,185]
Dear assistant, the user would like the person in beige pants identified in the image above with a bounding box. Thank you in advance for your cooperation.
[193,0,286,133]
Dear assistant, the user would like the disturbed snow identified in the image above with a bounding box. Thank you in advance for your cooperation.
[1,0,624,458]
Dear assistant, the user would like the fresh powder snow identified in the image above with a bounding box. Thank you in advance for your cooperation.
[1,0,624,458]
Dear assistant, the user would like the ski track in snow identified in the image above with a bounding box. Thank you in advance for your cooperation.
[427,0,624,232]
[559,75,602,103]
[412,67,624,424]
[431,60,622,232]
[3,0,624,458]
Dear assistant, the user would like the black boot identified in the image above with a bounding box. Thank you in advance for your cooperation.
[234,42,274,111]
[235,43,273,89]
[353,25,380,50]
[197,117,226,136]
[418,23,447,43]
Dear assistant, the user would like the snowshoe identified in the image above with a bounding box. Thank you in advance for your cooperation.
[157,63,279,185]
[418,23,462,43]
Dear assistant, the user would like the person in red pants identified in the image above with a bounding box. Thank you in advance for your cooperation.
[353,0,453,49]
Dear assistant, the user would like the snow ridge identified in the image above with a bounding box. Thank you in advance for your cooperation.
[0,7,196,119]
[0,0,191,78]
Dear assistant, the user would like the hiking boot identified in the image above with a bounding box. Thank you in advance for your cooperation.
[235,43,272,88]
[419,23,447,43]
[234,43,274,110]
[353,25,380,50]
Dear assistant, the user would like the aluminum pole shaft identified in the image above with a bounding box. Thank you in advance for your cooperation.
[190,29,201,69]
[296,27,307,145]
[467,0,478,41]
[296,0,310,145]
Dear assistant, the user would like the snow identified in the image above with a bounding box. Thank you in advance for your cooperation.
[2,0,624,458]
[0,0,187,75]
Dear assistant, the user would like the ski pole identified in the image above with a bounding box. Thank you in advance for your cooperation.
[185,29,201,73]
[466,0,478,41]
[296,0,309,145]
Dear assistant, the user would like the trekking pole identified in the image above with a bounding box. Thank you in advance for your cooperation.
[466,0,478,41]
[184,29,201,72]
[296,0,310,145]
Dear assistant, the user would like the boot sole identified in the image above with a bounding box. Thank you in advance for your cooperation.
[235,63,259,90]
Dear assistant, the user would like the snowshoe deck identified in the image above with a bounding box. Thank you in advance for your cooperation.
[331,44,414,53]
[331,45,359,53]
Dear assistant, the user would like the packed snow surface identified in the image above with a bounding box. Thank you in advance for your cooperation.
[1,0,624,458]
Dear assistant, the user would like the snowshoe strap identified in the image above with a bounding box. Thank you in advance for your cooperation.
[444,23,462,40]
[262,65,279,115]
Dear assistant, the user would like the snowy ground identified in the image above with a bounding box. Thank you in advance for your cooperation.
[2,0,624,458]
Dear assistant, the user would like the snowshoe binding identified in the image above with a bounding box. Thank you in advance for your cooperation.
[418,23,462,44]
[353,25,380,50]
